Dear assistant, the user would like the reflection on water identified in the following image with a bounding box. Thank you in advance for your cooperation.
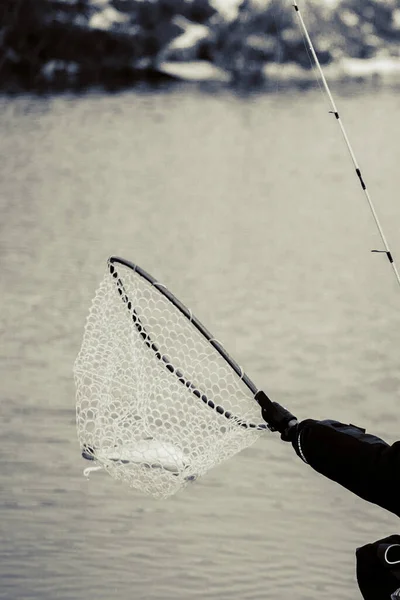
[0,85,399,600]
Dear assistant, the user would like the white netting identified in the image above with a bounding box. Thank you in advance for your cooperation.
[74,259,266,499]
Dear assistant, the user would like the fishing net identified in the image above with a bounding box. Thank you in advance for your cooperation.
[74,257,267,499]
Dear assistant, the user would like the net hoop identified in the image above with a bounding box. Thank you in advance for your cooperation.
[109,256,266,431]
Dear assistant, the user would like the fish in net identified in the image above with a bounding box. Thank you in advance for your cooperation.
[74,257,269,499]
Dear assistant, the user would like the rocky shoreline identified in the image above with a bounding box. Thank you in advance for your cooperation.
[158,56,400,86]
[1,0,399,93]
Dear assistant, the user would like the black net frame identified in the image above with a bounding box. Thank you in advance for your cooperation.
[108,256,268,431]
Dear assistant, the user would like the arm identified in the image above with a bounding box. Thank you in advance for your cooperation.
[256,391,400,518]
[293,418,400,519]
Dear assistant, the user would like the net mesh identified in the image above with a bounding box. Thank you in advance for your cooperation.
[74,259,266,499]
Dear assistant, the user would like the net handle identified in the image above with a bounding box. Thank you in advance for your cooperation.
[108,256,269,431]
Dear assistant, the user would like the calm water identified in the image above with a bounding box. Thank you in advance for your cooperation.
[1,83,399,600]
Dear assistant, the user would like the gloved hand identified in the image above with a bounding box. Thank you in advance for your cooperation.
[256,390,298,442]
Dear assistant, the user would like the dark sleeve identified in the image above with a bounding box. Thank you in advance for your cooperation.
[292,419,400,518]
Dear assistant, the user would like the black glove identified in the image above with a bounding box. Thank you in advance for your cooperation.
[256,390,298,442]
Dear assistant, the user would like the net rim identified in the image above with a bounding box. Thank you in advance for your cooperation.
[108,256,268,431]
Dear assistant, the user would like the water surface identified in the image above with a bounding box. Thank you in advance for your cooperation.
[1,84,399,600]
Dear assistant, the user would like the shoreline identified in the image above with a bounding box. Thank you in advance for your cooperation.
[159,56,400,86]
[1,56,400,96]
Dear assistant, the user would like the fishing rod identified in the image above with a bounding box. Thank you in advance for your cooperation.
[292,0,400,290]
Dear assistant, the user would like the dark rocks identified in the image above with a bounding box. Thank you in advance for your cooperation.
[0,0,399,93]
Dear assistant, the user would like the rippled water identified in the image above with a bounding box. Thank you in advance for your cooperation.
[1,83,399,600]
